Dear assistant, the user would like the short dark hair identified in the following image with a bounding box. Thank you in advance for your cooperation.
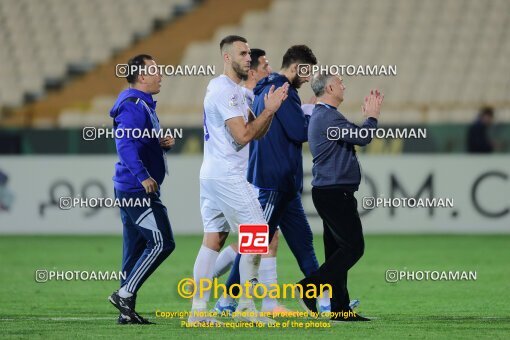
[281,45,317,69]
[479,106,494,118]
[219,35,247,52]
[126,54,153,84]
[249,48,266,70]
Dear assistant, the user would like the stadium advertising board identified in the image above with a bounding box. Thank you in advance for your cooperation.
[0,155,508,234]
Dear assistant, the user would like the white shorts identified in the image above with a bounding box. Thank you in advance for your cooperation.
[200,176,266,233]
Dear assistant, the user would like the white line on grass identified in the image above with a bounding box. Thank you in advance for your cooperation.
[1,317,113,321]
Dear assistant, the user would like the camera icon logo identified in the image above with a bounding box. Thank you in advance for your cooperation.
[59,197,73,210]
[35,270,48,283]
[297,64,311,78]
[115,64,129,78]
[326,127,341,141]
[362,196,376,210]
[385,269,399,283]
[82,127,96,141]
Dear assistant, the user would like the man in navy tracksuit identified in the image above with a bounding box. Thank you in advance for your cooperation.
[223,45,331,312]
[249,46,319,274]
[107,54,175,325]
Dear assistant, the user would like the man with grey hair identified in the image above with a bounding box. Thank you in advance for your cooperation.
[296,71,383,322]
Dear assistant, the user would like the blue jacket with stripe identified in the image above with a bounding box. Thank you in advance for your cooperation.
[110,88,166,193]
[248,73,309,193]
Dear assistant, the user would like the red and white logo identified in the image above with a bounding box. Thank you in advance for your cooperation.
[238,224,269,254]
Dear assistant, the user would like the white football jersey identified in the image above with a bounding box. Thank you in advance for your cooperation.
[200,75,250,179]
[242,86,255,109]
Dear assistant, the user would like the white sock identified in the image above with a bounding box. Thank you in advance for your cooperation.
[259,257,278,311]
[191,245,219,310]
[238,254,260,307]
[218,295,235,306]
[213,245,237,278]
[118,285,133,298]
[318,289,331,308]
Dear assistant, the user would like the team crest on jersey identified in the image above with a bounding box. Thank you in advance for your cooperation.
[229,94,238,107]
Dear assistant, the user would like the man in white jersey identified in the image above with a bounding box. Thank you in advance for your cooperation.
[212,49,273,287]
[189,35,289,325]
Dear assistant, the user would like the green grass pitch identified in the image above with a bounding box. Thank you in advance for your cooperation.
[1,235,509,339]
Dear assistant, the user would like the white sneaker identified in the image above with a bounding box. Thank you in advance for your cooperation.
[319,299,361,317]
[234,300,276,325]
[187,309,223,326]
[349,299,360,310]
[213,298,238,316]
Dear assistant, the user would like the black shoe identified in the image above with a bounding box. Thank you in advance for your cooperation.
[117,312,154,325]
[108,291,136,316]
[109,291,154,325]
[295,278,318,314]
[331,309,370,322]
[117,293,136,324]
[117,311,154,325]
[118,314,130,325]
[129,311,155,325]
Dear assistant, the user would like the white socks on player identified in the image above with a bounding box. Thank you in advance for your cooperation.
[259,257,277,311]
[191,245,219,310]
[118,286,133,298]
[318,289,331,309]
[213,245,237,278]
[238,253,261,308]
[258,257,330,311]
[216,246,238,307]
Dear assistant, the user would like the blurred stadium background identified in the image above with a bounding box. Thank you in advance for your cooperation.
[1,0,510,140]
[0,0,509,338]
